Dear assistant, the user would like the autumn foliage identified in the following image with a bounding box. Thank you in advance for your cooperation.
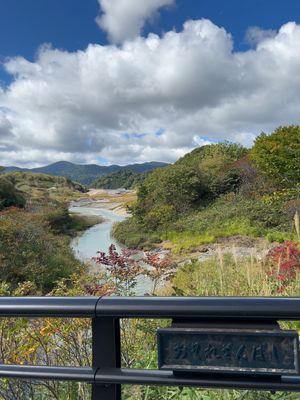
[93,244,174,295]
[267,241,300,292]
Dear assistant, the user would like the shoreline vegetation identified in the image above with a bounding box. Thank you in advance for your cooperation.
[0,126,300,399]
[68,212,104,235]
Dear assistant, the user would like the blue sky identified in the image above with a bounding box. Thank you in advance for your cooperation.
[2,0,300,83]
[1,0,300,166]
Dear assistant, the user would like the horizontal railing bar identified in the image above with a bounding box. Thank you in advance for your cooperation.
[1,364,300,392]
[0,365,94,382]
[0,297,99,318]
[95,369,300,392]
[97,297,300,320]
[0,297,300,319]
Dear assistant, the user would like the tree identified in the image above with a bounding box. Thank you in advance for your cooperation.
[133,163,208,229]
[93,244,144,295]
[133,142,248,229]
[251,126,300,187]
[177,142,248,196]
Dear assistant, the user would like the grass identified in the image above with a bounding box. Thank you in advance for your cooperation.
[112,218,162,249]
[163,221,296,254]
[162,216,260,253]
[68,213,104,233]
[3,171,86,204]
[162,231,216,251]
[113,192,298,252]
[172,252,272,296]
[124,387,300,399]
[122,247,300,399]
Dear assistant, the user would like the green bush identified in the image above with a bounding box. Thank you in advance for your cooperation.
[112,219,161,249]
[114,190,296,250]
[127,142,250,233]
[0,208,83,292]
[0,177,26,209]
[177,142,248,195]
[251,125,300,186]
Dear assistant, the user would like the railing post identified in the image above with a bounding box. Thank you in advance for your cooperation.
[92,317,121,400]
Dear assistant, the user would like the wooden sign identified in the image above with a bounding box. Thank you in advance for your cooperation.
[157,328,299,375]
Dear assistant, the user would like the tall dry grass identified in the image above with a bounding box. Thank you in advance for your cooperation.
[172,246,300,297]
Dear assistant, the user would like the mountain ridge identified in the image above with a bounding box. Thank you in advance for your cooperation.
[4,160,169,186]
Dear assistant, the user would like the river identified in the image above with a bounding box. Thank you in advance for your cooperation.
[69,203,153,295]
[70,205,126,259]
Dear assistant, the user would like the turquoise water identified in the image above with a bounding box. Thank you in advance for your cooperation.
[69,205,153,294]
[70,206,126,260]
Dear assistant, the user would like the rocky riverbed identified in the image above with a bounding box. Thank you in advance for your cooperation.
[156,235,275,267]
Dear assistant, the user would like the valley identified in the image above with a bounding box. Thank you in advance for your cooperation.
[0,126,300,399]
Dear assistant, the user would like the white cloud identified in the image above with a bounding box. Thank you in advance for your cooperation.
[96,0,175,43]
[245,26,277,46]
[1,20,300,167]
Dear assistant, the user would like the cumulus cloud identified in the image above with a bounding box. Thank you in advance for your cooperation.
[0,111,15,152]
[96,0,175,43]
[245,26,277,46]
[1,20,300,167]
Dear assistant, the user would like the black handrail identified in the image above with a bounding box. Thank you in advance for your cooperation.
[0,296,300,318]
[0,365,94,382]
[96,296,300,319]
[0,296,98,317]
[0,296,300,399]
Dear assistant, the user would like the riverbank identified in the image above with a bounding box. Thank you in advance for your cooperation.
[70,188,136,217]
[69,202,155,295]
[70,204,127,258]
[69,190,277,294]
[160,235,275,266]
[68,212,104,236]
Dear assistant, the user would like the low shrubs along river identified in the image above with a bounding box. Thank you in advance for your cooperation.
[0,206,98,293]
[0,171,103,293]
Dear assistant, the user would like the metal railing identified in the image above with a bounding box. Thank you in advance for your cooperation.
[0,296,300,399]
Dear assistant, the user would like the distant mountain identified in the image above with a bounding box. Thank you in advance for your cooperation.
[4,161,168,186]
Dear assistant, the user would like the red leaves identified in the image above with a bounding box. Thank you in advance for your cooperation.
[93,244,138,268]
[92,244,144,294]
[143,252,172,271]
[267,241,300,291]
[268,241,300,263]
[277,274,286,282]
[143,251,174,286]
[82,282,116,296]
[92,244,174,295]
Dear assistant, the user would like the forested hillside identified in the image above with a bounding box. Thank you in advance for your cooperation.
[113,126,300,250]
[92,169,149,189]
[5,161,168,185]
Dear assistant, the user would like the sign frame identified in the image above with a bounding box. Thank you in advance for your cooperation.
[157,327,300,376]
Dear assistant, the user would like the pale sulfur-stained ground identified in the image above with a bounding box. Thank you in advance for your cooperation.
[75,189,137,216]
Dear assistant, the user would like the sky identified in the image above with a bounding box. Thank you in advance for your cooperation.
[1,0,300,167]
